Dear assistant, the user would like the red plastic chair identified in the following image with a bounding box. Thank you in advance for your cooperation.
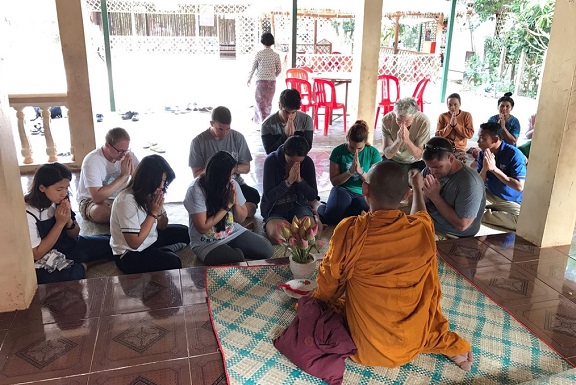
[412,76,430,112]
[374,74,400,128]
[285,77,313,114]
[313,79,347,136]
[286,68,308,80]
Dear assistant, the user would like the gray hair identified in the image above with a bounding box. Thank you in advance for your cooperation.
[394,97,419,117]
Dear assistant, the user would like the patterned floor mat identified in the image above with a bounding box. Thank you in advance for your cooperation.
[206,258,574,385]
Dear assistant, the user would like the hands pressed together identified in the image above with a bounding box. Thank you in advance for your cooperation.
[348,150,363,176]
[482,148,496,172]
[287,162,302,186]
[149,188,165,217]
[55,198,73,228]
[119,153,135,177]
[284,113,296,137]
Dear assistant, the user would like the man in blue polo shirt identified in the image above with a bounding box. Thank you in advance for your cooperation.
[477,122,527,230]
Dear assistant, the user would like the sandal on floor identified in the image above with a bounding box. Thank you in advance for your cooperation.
[150,145,166,153]
[448,351,473,371]
[143,142,158,149]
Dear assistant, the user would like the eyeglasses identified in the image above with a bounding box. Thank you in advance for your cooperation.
[423,144,454,153]
[109,142,130,154]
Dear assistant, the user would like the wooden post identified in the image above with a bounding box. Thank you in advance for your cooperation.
[15,107,34,164]
[393,15,400,55]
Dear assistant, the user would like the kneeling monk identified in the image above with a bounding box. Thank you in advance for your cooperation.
[312,161,473,371]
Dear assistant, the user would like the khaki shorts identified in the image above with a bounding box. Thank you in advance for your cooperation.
[79,198,113,220]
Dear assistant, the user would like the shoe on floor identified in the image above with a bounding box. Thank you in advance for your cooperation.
[150,145,166,153]
[96,114,104,122]
[143,141,158,149]
[121,111,134,120]
[131,112,140,121]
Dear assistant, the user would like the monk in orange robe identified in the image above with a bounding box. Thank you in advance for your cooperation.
[312,161,473,370]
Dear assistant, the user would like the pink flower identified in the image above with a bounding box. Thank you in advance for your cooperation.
[306,225,319,241]
[300,239,309,249]
[289,237,298,247]
[316,240,326,248]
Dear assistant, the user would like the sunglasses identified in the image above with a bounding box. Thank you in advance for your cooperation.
[423,144,454,153]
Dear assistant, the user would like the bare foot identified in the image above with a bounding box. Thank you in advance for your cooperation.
[448,351,473,371]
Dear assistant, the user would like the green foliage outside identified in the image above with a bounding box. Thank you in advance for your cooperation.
[464,0,554,98]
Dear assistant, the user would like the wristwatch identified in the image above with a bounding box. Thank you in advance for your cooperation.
[65,221,76,230]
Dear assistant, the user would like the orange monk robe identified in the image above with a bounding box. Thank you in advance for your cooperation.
[313,210,471,367]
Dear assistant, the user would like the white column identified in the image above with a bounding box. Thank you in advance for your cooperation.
[350,0,384,144]
[0,94,37,311]
[55,0,96,166]
[516,0,576,247]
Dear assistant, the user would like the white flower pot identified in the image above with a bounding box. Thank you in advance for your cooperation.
[289,254,317,279]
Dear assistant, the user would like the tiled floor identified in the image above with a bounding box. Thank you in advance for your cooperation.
[13,104,576,383]
[0,237,575,384]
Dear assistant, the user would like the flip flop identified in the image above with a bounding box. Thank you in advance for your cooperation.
[143,142,158,149]
[150,145,166,153]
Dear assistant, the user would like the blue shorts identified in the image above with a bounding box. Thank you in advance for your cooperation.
[265,204,314,224]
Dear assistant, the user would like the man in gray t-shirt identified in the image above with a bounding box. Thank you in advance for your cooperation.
[189,106,259,217]
[261,88,313,154]
[421,137,486,238]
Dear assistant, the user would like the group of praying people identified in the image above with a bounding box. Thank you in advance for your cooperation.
[24,80,532,373]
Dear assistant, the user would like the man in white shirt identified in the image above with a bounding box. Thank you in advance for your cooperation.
[77,127,138,223]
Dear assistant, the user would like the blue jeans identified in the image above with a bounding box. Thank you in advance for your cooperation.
[318,186,369,225]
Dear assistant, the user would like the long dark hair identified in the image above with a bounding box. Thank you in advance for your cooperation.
[199,151,237,232]
[25,163,72,209]
[128,155,175,213]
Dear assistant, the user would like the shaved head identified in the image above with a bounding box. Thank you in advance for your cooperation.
[365,161,409,208]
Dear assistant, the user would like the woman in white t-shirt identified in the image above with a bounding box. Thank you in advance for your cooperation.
[110,155,189,274]
[25,163,113,284]
[184,151,273,265]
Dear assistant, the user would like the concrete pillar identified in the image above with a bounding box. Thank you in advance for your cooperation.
[55,0,96,166]
[0,94,37,312]
[350,0,383,145]
[516,0,576,247]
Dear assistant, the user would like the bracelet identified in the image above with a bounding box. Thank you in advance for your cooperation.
[65,221,76,230]
[346,170,353,176]
[222,206,232,212]
[148,212,160,219]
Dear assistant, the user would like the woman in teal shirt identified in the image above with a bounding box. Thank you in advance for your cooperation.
[317,120,382,225]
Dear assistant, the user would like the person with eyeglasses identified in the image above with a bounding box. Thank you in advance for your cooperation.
[476,122,526,230]
[261,88,314,155]
[382,97,431,172]
[77,127,139,223]
[421,137,486,240]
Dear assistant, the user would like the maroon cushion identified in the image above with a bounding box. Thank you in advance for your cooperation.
[274,296,357,385]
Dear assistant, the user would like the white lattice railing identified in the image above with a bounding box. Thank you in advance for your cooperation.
[9,94,68,165]
[296,54,353,73]
[294,52,440,82]
[109,36,220,55]
[378,54,441,83]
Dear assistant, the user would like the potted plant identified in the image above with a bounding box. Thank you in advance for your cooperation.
[279,216,325,279]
